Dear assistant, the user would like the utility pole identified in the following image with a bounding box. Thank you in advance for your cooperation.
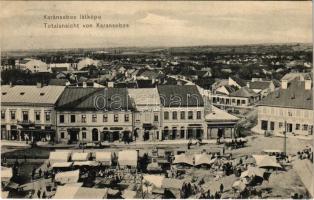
[284,121,287,155]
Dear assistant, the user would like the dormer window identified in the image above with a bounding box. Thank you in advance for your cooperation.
[2,92,7,95]
[20,92,25,95]
[40,93,45,96]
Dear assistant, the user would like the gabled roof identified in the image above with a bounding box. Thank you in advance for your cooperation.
[157,85,204,107]
[1,85,65,106]
[230,86,258,98]
[258,80,313,110]
[230,76,247,87]
[56,87,134,111]
[249,81,271,90]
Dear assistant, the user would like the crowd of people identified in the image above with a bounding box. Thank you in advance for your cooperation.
[298,146,313,162]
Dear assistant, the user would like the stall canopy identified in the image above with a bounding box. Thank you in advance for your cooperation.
[253,155,282,169]
[1,167,13,182]
[55,170,80,184]
[54,185,108,199]
[118,150,138,167]
[95,152,112,166]
[172,154,194,166]
[194,154,213,166]
[71,152,90,161]
[49,151,71,163]
[51,162,73,168]
[73,161,99,167]
[240,166,265,178]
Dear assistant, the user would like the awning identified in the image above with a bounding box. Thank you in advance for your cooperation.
[67,128,80,132]
[118,150,138,167]
[172,154,194,166]
[73,161,99,167]
[54,185,108,199]
[143,123,153,129]
[51,162,73,168]
[110,127,123,131]
[143,175,164,188]
[71,152,90,161]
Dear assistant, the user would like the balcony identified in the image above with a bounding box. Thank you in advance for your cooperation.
[17,120,35,126]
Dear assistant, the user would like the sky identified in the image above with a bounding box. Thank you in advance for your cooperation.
[0,1,312,50]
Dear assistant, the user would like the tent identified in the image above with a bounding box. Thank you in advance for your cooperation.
[118,150,138,167]
[54,185,108,199]
[73,161,99,167]
[232,180,246,192]
[253,155,282,169]
[240,166,265,178]
[71,152,90,161]
[95,152,112,166]
[194,154,212,166]
[1,167,13,182]
[51,162,73,168]
[172,154,194,166]
[49,151,71,163]
[55,170,80,184]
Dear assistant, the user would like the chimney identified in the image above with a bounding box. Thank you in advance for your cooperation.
[305,79,312,90]
[246,82,250,88]
[36,82,43,88]
[9,82,13,87]
[281,80,288,89]
[82,82,87,88]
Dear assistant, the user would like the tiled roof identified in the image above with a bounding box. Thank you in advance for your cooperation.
[157,85,204,107]
[1,85,65,106]
[249,81,271,90]
[258,80,313,110]
[230,86,258,98]
[56,87,134,111]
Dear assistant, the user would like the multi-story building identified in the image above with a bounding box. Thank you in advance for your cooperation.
[157,85,207,140]
[256,74,313,136]
[128,88,161,141]
[55,87,134,143]
[1,84,65,141]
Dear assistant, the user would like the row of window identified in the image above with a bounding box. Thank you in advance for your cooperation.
[164,111,202,120]
[59,114,130,123]
[260,107,311,118]
[213,97,247,106]
[261,120,313,132]
[1,110,51,122]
